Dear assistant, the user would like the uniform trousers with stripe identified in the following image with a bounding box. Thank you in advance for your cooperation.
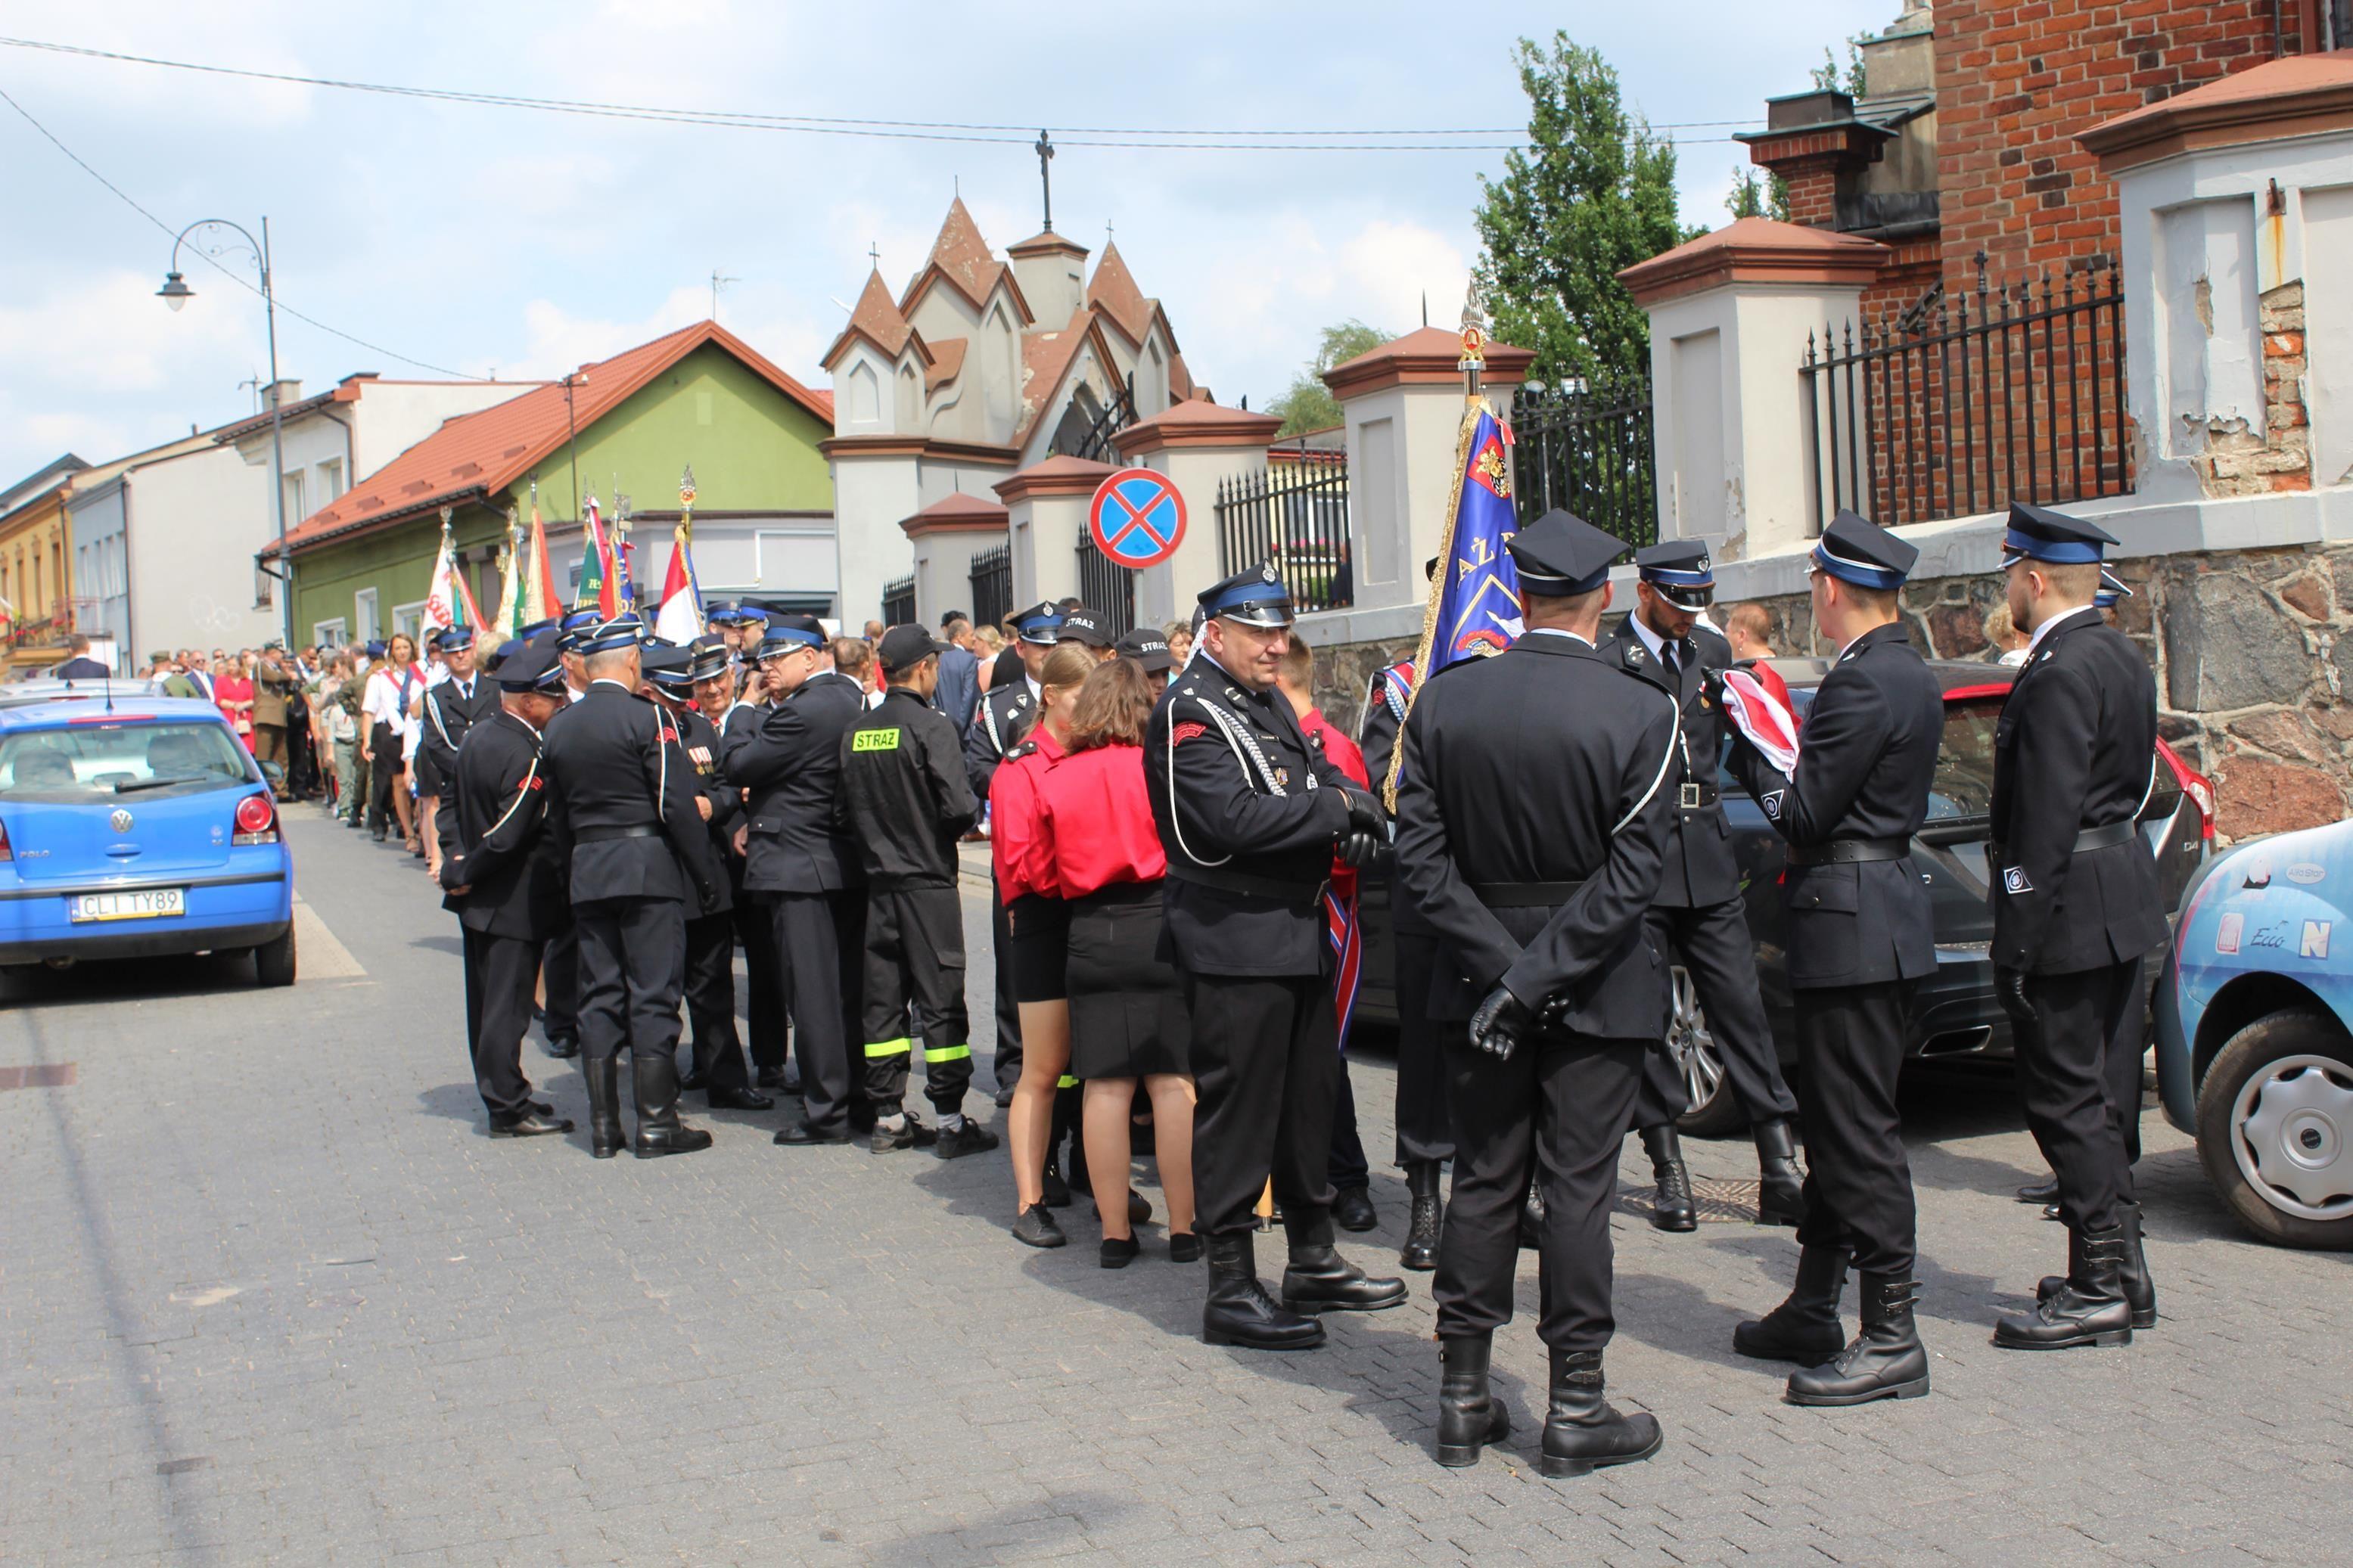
[1186,972,1339,1237]
[861,884,973,1116]
[768,890,860,1132]
[1435,1029,1643,1352]
[1791,980,1919,1280]
[461,927,543,1118]
[682,909,752,1091]
[573,896,687,1065]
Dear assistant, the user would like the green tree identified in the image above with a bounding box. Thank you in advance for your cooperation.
[1267,318,1388,436]
[1472,33,1692,389]
[1726,166,1792,222]
[1812,37,1867,97]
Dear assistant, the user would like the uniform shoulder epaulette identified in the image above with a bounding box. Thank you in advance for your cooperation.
[1005,739,1040,761]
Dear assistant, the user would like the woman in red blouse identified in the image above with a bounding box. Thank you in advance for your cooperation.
[1041,658,1195,1266]
[997,645,1094,1248]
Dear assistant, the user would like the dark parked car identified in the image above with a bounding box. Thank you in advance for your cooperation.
[1354,657,2215,1135]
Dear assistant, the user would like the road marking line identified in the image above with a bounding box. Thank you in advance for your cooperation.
[292,894,367,980]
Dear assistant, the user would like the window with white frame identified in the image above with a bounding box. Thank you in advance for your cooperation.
[313,617,347,648]
[317,458,344,502]
[354,586,380,641]
[393,600,426,642]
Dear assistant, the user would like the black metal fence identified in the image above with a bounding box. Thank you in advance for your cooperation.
[1069,374,1138,464]
[1509,374,1658,552]
[881,574,915,629]
[1074,539,1136,635]
[1801,255,2131,530]
[968,543,1011,632]
[1214,446,1353,612]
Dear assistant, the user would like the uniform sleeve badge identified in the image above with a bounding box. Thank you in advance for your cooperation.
[2003,866,2033,894]
[1171,721,1208,747]
[1761,789,1784,821]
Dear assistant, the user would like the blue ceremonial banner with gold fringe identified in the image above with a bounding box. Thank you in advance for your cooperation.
[1425,403,1523,674]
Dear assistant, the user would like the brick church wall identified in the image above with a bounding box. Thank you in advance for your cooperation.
[1934,0,2288,284]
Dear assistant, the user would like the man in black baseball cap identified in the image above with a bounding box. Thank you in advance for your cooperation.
[1055,605,1114,655]
[1114,628,1176,694]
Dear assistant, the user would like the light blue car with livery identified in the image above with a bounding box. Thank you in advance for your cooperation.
[2156,820,2353,1250]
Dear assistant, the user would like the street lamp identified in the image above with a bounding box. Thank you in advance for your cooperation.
[158,217,292,648]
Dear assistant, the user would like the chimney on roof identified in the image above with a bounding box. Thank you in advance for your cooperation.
[265,378,301,409]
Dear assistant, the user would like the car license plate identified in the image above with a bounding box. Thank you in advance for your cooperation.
[69,888,187,923]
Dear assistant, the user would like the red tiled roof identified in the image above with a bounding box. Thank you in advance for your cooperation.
[1615,217,1885,305]
[1084,241,1153,345]
[925,336,968,393]
[823,268,916,370]
[902,197,1009,315]
[1016,307,1122,446]
[899,489,1009,536]
[274,319,831,555]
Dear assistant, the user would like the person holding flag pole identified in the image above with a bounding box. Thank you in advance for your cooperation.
[1391,287,1680,1475]
[654,466,707,646]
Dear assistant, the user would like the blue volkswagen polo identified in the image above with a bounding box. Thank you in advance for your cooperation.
[0,686,295,983]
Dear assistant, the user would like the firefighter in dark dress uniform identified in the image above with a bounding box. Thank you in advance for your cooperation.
[647,638,774,1113]
[725,616,870,1146]
[1987,504,2166,1350]
[539,614,723,1159]
[1720,510,1944,1406]
[1394,510,1678,1476]
[707,618,792,1091]
[437,636,573,1138]
[1602,542,1805,1231]
[1144,565,1402,1352]
[536,608,606,1062]
[967,601,1062,1104]
[418,627,499,808]
[840,625,1000,1160]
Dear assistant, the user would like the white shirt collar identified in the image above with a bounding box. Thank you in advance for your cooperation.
[2023,602,2098,660]
[1627,613,1674,661]
[1024,673,1040,701]
[589,678,634,691]
[1525,626,1593,648]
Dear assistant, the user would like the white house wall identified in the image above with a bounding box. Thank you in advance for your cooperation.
[121,441,278,655]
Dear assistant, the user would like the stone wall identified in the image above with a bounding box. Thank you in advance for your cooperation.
[1311,543,2352,843]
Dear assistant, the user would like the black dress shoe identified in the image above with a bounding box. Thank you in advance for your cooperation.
[1640,1124,1699,1232]
[756,1066,791,1091]
[1203,1234,1324,1350]
[677,1070,708,1093]
[543,1036,580,1060]
[2016,1173,2060,1204]
[1332,1185,1379,1233]
[1012,1203,1067,1248]
[707,1085,775,1111]
[1519,1178,1544,1250]
[490,1110,574,1138]
[774,1121,852,1146]
[529,1100,554,1116]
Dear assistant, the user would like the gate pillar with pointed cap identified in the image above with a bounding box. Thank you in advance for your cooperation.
[994,455,1115,611]
[1111,399,1282,626]
[1618,218,1885,560]
[1293,326,1531,645]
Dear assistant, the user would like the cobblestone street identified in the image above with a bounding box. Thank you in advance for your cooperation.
[3,810,2348,1566]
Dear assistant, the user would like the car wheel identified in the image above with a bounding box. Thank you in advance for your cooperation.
[253,924,297,989]
[1669,964,1747,1138]
[2194,1010,2353,1251]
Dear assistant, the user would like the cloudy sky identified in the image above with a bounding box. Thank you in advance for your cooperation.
[0,0,1888,485]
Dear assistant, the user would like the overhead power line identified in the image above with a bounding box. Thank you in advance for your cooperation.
[0,79,477,379]
[0,36,1761,149]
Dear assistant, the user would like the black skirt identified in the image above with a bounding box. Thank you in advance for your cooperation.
[1066,882,1189,1080]
[1008,893,1070,1004]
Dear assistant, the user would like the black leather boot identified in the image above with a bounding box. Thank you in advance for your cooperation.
[2038,1200,2156,1328]
[1281,1213,1408,1312]
[585,1057,623,1160]
[1400,1161,1443,1272]
[1997,1224,2134,1349]
[1751,1117,1805,1227]
[1518,1175,1544,1250]
[2016,1172,2059,1204]
[631,1050,713,1159]
[1539,1349,1661,1477]
[1733,1245,1849,1364]
[1434,1333,1510,1467]
[1786,1274,1931,1405]
[1640,1124,1698,1232]
[1202,1233,1324,1350]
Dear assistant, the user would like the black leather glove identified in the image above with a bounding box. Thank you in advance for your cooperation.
[1469,984,1534,1063]
[1994,966,2035,1029]
[1341,786,1385,837]
[1337,828,1380,869]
